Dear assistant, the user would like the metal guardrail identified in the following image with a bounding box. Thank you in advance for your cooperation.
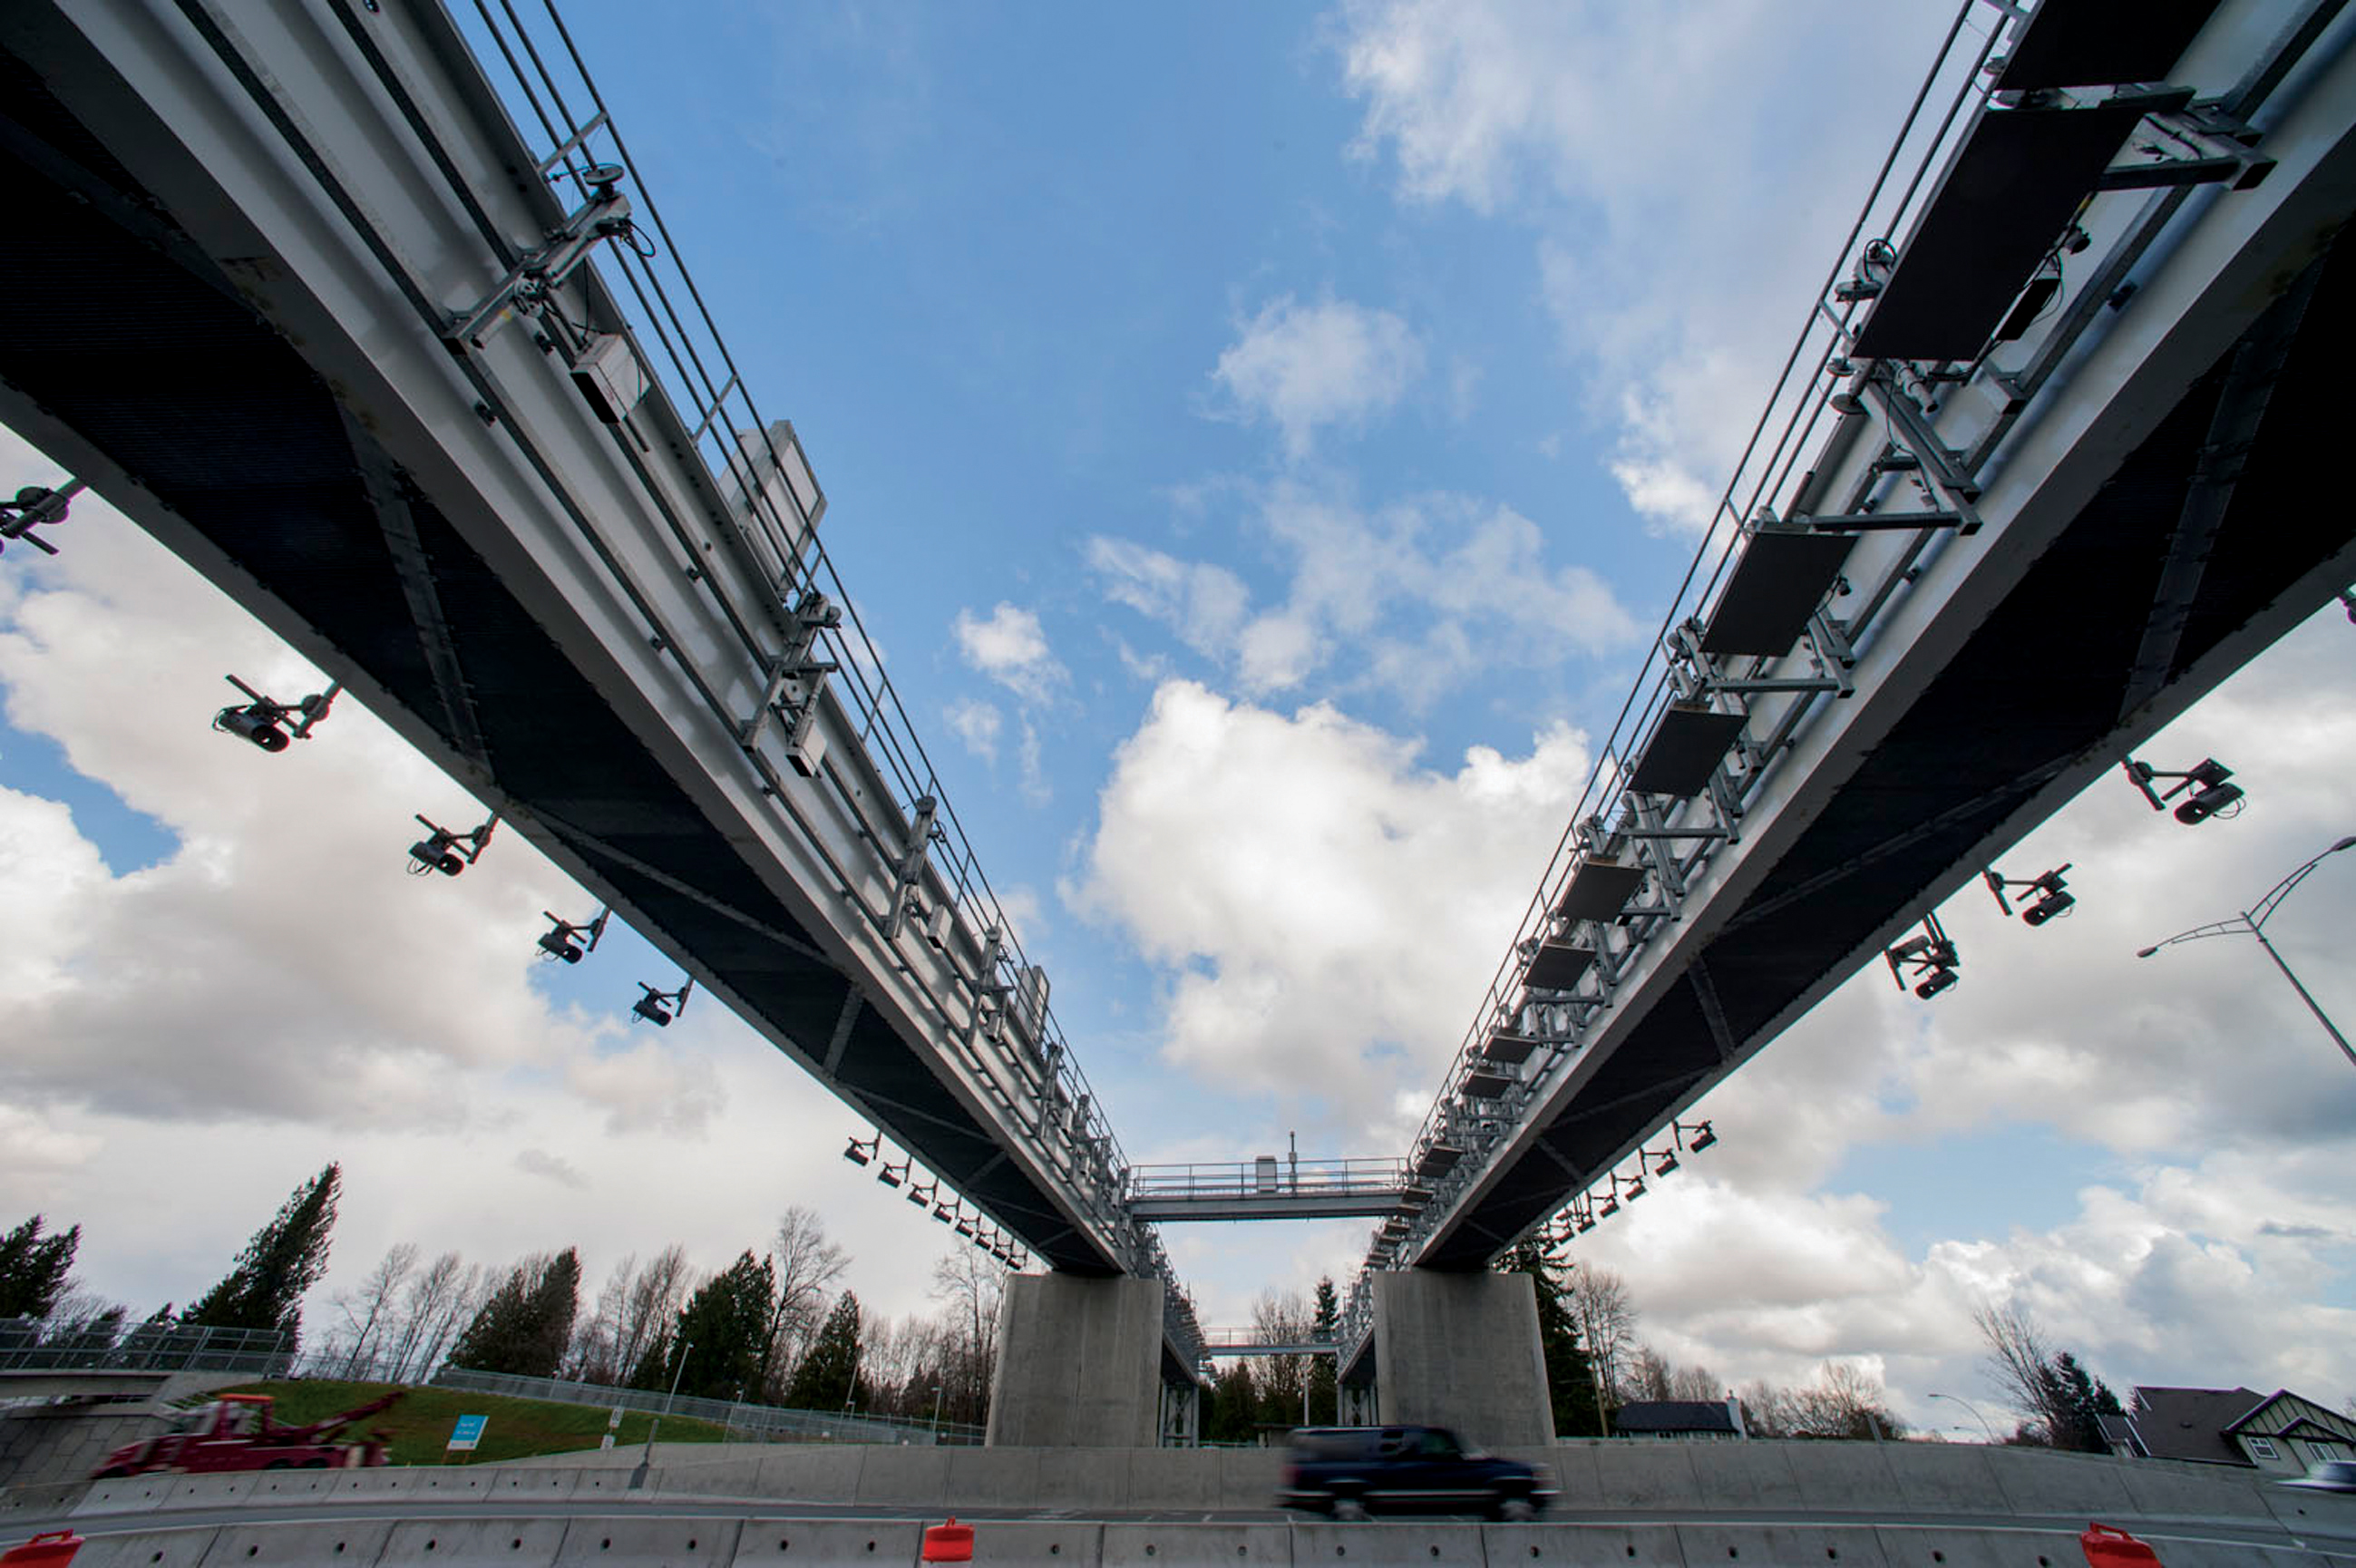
[1124,1159,1406,1203]
[0,1319,294,1378]
[1195,1327,1338,1357]
[432,1367,986,1446]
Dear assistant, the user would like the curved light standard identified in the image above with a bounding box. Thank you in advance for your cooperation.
[2137,836,2355,1069]
[1927,1391,1999,1443]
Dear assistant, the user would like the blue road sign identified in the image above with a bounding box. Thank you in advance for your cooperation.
[446,1414,489,1452]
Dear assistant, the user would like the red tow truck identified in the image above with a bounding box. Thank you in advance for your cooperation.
[92,1390,404,1476]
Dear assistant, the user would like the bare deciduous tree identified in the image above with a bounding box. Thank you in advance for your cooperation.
[764,1207,848,1391]
[388,1252,481,1382]
[1786,1360,1903,1440]
[1565,1262,1638,1401]
[929,1248,1006,1427]
[330,1242,416,1378]
[1251,1289,1314,1423]
[1972,1300,2058,1440]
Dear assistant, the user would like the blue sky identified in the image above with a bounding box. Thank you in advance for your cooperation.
[3,0,2352,1430]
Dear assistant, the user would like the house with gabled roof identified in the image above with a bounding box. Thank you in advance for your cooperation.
[2103,1386,2356,1476]
[1612,1397,1747,1440]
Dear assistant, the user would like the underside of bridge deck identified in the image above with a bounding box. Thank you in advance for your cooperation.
[1427,229,2356,1267]
[0,39,1111,1276]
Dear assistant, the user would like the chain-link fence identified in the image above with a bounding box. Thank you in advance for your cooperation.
[429,1367,985,1446]
[0,1317,293,1378]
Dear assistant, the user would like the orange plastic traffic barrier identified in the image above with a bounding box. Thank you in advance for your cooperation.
[0,1531,83,1565]
[2081,1522,2164,1566]
[921,1516,974,1563]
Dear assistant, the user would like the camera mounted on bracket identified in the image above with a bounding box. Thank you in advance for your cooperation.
[407,811,498,876]
[2122,755,2244,824]
[1983,863,2074,926]
[1885,911,1961,998]
[537,907,610,963]
[214,675,340,753]
[631,977,693,1027]
[0,478,84,558]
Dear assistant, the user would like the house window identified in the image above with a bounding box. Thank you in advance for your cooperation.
[2313,1441,2345,1462]
[2247,1437,2279,1460]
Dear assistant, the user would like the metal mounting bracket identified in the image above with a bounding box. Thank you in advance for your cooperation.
[447,168,635,349]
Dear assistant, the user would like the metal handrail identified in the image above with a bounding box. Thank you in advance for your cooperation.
[439,0,1160,1277]
[1124,1158,1407,1200]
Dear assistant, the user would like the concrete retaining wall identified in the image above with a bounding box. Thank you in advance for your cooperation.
[0,1408,157,1487]
[32,1435,2343,1520]
[14,1436,2356,1567]
[20,1514,2355,1566]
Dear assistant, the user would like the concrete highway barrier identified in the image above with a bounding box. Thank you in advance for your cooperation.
[1099,1522,1289,1565]
[17,1511,2356,1566]
[554,1514,743,1564]
[15,1437,2356,1566]
[63,1524,217,1567]
[729,1520,926,1563]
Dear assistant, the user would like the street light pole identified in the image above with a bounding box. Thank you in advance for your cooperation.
[631,1337,693,1488]
[1927,1391,2000,1443]
[2137,835,2356,1069]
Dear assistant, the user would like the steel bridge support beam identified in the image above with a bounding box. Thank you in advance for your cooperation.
[987,1274,1164,1447]
[1371,1271,1553,1446]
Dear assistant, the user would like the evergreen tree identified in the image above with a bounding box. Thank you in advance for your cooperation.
[2041,1351,2123,1453]
[448,1249,581,1378]
[669,1251,777,1401]
[1502,1237,1601,1439]
[1308,1277,1339,1426]
[628,1328,677,1393]
[1203,1360,1261,1444]
[184,1164,341,1347]
[0,1217,81,1320]
[786,1291,863,1410]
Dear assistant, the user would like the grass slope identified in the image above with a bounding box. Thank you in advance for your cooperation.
[219,1380,728,1468]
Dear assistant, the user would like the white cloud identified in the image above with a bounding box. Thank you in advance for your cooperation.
[951,601,1066,706]
[1070,679,1590,1124]
[1338,0,1950,531]
[1092,480,1644,705]
[1211,295,1426,460]
[513,1147,589,1189]
[943,696,1003,762]
[1085,538,1251,663]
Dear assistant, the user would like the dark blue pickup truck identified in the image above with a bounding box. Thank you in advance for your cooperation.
[1278,1425,1556,1520]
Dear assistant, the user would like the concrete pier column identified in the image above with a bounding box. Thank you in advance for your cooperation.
[987,1273,1163,1446]
[1371,1269,1553,1446]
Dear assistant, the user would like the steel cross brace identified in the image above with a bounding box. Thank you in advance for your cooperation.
[1864,370,1985,524]
[878,796,939,940]
[741,590,842,759]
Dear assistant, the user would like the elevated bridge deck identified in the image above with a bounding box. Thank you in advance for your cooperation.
[1358,0,2356,1334]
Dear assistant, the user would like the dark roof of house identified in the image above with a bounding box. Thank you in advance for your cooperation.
[2124,1387,2267,1466]
[1615,1399,1738,1435]
[2098,1413,2138,1452]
